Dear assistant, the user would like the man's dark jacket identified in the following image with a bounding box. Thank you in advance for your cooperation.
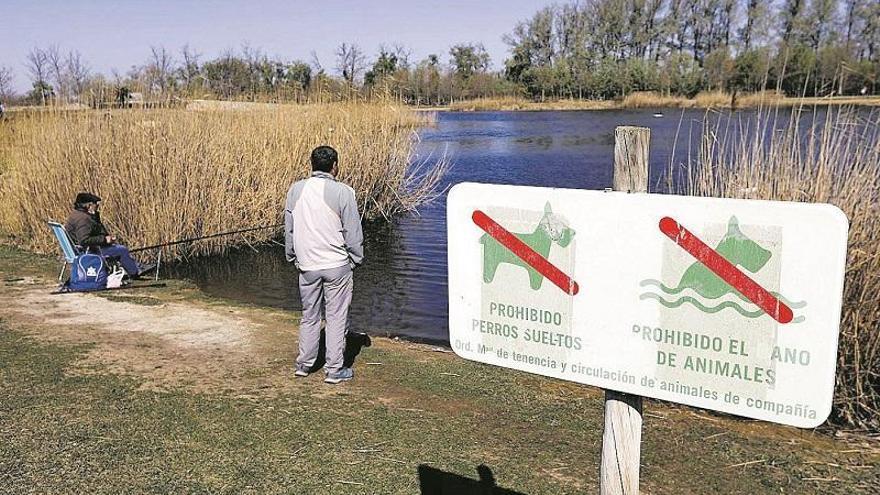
[65,208,110,247]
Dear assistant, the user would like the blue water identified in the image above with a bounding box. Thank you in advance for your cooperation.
[173,108,831,342]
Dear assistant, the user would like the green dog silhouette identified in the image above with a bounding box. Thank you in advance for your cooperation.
[675,216,771,299]
[480,203,575,290]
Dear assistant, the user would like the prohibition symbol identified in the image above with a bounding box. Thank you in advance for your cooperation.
[472,210,580,295]
[658,216,794,324]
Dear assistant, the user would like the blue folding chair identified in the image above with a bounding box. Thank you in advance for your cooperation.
[48,221,82,282]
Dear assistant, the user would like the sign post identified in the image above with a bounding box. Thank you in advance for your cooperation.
[600,126,650,494]
[446,127,849,493]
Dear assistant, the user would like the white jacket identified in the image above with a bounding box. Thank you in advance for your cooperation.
[283,171,364,272]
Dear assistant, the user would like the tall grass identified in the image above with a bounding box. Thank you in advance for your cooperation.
[0,102,445,260]
[620,91,695,108]
[447,97,617,111]
[666,106,880,430]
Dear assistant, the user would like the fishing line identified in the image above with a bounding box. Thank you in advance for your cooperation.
[130,223,283,253]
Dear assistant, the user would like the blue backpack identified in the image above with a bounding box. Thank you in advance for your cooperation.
[68,253,108,291]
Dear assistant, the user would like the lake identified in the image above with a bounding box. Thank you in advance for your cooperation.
[172,108,812,343]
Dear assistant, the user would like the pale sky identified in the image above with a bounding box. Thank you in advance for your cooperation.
[2,0,547,93]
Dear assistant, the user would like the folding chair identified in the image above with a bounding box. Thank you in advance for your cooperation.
[48,221,82,282]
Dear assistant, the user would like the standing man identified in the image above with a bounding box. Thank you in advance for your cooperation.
[284,146,364,384]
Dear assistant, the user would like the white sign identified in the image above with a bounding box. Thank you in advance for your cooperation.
[447,183,849,428]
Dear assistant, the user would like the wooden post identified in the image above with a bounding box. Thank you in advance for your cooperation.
[612,126,650,195]
[600,126,650,495]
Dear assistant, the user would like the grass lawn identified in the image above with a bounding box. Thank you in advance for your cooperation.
[0,245,877,493]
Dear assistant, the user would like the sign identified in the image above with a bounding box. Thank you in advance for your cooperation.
[447,182,849,428]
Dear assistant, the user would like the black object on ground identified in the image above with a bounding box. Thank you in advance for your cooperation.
[418,464,527,495]
[308,330,372,372]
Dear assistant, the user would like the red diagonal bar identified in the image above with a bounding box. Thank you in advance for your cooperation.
[658,216,793,324]
[472,210,579,295]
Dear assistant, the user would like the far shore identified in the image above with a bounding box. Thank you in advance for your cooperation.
[421,93,880,112]
[5,93,880,115]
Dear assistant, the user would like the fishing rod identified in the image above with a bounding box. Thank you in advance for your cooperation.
[130,223,284,253]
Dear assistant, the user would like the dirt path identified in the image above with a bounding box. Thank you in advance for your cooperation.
[0,278,304,395]
[0,277,451,406]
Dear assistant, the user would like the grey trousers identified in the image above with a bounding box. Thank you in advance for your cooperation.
[296,264,353,374]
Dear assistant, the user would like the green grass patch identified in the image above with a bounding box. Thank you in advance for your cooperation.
[0,243,58,279]
[0,246,876,493]
[1,326,878,493]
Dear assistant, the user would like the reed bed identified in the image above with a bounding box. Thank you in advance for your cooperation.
[623,90,787,108]
[666,106,880,430]
[619,91,695,108]
[447,97,616,112]
[0,102,445,260]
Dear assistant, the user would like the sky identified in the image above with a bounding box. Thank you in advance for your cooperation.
[1,0,546,93]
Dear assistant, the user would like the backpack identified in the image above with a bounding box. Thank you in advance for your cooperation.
[68,253,108,291]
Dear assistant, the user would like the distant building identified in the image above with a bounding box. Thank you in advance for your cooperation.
[126,92,145,107]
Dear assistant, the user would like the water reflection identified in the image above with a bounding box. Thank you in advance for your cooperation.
[172,218,449,343]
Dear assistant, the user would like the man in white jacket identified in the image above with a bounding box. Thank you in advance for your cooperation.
[284,146,364,384]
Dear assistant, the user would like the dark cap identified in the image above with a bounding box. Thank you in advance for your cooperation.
[74,192,101,205]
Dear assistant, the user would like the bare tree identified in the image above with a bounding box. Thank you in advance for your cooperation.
[110,68,125,87]
[46,44,68,102]
[806,0,837,51]
[739,0,774,51]
[241,43,270,94]
[66,50,90,102]
[0,65,14,100]
[147,45,175,95]
[863,1,880,61]
[391,43,413,70]
[843,0,863,52]
[720,0,737,48]
[335,42,366,85]
[741,0,758,50]
[179,44,202,90]
[310,50,324,73]
[24,47,51,104]
[638,0,665,59]
[780,0,806,47]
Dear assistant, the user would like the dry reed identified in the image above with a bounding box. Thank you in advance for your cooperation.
[692,90,729,108]
[620,91,695,108]
[0,102,446,260]
[666,106,880,430]
[447,97,616,112]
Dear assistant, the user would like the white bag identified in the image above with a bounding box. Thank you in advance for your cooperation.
[105,266,125,288]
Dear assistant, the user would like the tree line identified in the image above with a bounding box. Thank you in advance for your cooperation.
[2,0,878,106]
[501,0,879,100]
[0,41,512,106]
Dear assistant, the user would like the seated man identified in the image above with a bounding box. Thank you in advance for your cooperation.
[64,192,154,278]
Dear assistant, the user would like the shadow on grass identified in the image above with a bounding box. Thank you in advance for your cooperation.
[308,330,372,371]
[418,464,527,495]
